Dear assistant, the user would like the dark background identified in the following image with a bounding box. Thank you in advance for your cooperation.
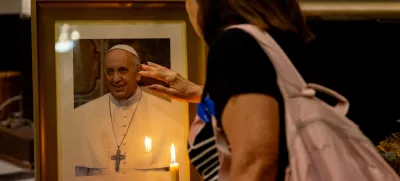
[1,15,399,144]
[0,15,33,123]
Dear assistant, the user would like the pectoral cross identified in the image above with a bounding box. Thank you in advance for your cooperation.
[111,149,126,172]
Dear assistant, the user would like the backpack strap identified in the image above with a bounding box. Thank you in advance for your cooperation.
[307,83,349,115]
[226,24,350,116]
[226,24,306,96]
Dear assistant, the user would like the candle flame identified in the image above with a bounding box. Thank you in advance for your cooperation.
[171,143,176,164]
[145,136,152,152]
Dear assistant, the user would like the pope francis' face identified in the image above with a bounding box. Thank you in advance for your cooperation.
[105,49,140,100]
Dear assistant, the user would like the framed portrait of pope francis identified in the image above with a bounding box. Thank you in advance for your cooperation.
[31,1,206,181]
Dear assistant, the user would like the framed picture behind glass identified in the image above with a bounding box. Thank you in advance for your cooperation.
[31,1,206,181]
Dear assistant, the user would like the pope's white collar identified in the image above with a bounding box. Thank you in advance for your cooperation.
[109,85,142,108]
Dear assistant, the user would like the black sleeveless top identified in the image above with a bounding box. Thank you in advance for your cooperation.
[188,27,306,181]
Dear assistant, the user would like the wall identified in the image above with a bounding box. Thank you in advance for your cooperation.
[0,0,30,16]
[0,1,22,14]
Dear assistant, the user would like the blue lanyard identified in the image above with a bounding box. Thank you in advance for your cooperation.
[197,97,216,123]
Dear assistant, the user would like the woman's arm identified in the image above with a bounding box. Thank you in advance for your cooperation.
[222,93,280,181]
[203,28,286,181]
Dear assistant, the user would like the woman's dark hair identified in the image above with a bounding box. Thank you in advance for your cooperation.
[196,0,314,45]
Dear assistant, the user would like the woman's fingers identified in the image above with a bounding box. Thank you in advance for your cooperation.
[148,84,181,98]
[140,63,175,83]
[138,70,168,82]
[141,64,158,71]
[148,84,168,92]
[147,62,169,70]
[139,64,167,80]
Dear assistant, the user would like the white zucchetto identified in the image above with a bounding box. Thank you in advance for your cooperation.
[107,44,141,65]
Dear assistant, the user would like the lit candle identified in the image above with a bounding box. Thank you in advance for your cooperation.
[170,144,179,181]
[145,136,152,153]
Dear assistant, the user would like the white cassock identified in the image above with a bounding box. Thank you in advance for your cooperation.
[74,86,183,181]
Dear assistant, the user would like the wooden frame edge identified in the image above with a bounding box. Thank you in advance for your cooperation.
[301,2,400,19]
[31,0,41,181]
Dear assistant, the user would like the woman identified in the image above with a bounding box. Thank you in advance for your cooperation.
[141,0,313,180]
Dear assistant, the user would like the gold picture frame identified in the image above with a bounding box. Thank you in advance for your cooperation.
[31,1,206,181]
[301,2,400,19]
